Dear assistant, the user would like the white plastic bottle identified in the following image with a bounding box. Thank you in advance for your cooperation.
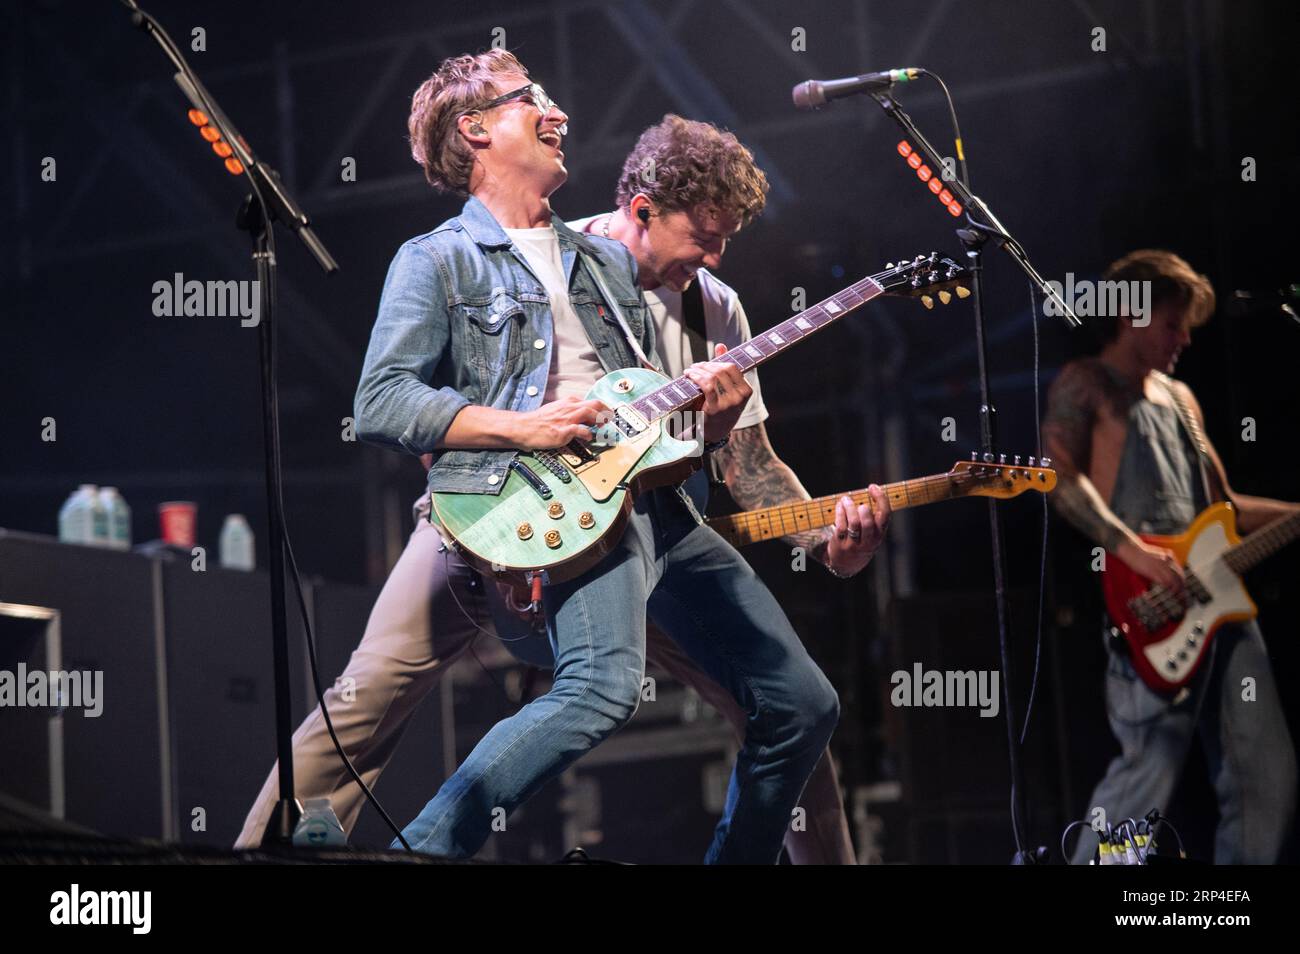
[98,487,132,550]
[58,485,99,544]
[219,514,256,570]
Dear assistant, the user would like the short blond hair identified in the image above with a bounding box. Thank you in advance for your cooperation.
[408,50,528,195]
[615,115,769,226]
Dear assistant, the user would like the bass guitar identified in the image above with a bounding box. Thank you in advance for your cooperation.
[1103,503,1300,692]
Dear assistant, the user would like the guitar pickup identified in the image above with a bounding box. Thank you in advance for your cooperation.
[561,441,599,467]
[509,459,553,500]
[613,405,648,439]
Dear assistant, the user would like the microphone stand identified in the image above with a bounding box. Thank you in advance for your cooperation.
[868,88,1079,864]
[122,1,339,846]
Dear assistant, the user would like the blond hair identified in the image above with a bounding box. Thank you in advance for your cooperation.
[408,50,528,195]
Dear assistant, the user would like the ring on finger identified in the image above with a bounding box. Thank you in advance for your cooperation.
[847,529,862,540]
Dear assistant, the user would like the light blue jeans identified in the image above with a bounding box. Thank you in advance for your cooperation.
[395,486,840,863]
[1071,620,1297,863]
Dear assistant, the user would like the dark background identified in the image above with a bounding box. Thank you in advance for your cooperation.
[2,0,1296,862]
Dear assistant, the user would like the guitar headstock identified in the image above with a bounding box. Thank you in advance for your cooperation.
[950,454,1057,498]
[878,252,970,309]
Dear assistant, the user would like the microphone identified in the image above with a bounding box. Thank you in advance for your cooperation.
[1231,287,1300,324]
[792,68,921,110]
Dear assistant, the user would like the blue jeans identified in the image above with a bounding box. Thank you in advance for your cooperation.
[395,486,839,863]
[1071,620,1297,864]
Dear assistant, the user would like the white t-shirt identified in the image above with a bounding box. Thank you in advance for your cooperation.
[567,214,770,430]
[504,226,604,402]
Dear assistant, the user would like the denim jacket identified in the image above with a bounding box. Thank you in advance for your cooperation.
[354,195,664,499]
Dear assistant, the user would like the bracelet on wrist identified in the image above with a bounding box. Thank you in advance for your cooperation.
[823,560,853,580]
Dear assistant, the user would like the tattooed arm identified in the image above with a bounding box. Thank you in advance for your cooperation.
[1043,360,1184,591]
[1043,361,1139,551]
[713,422,889,575]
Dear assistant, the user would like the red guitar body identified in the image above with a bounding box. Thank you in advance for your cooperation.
[1101,503,1257,694]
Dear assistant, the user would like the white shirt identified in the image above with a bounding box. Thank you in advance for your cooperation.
[504,226,604,402]
[567,214,770,430]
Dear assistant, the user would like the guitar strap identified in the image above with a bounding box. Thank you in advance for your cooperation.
[1155,372,1221,504]
[682,277,708,344]
[579,249,661,372]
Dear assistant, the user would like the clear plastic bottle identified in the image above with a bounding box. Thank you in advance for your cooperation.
[219,514,255,570]
[98,487,132,550]
[58,485,99,544]
[89,488,110,546]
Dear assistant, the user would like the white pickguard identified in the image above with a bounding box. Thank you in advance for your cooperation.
[1142,520,1255,684]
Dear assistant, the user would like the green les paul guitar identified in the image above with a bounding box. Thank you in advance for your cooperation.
[432,254,970,585]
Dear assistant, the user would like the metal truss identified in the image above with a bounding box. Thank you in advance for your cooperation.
[2,0,1205,582]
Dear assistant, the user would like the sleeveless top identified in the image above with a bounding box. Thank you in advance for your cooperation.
[1104,365,1211,537]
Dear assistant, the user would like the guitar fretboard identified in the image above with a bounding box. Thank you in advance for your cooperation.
[710,471,983,547]
[1223,510,1300,575]
[630,275,886,423]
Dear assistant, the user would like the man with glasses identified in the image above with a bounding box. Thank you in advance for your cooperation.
[238,50,839,864]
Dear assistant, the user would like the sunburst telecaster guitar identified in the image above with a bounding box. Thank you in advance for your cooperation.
[432,254,969,584]
[708,455,1057,547]
[1103,503,1300,693]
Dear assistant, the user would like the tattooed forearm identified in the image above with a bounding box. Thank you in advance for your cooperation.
[715,423,828,555]
[1051,476,1133,552]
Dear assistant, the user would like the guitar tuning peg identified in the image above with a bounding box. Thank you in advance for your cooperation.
[938,290,952,305]
[886,262,895,269]
[914,254,925,262]
[999,453,1006,464]
[971,451,978,461]
[1013,455,1022,466]
[1041,456,1052,468]
[1028,456,1037,466]
[955,286,971,299]
[920,295,934,309]
[983,452,994,463]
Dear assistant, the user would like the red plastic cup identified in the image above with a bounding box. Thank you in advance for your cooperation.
[158,502,197,548]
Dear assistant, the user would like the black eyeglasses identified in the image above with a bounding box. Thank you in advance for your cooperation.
[471,82,559,117]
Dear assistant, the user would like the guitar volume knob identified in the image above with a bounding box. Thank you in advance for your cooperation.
[578,511,596,529]
[516,523,533,541]
[544,530,562,549]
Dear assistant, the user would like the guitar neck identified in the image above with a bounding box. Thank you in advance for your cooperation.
[710,471,974,548]
[1223,510,1300,575]
[628,275,885,422]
